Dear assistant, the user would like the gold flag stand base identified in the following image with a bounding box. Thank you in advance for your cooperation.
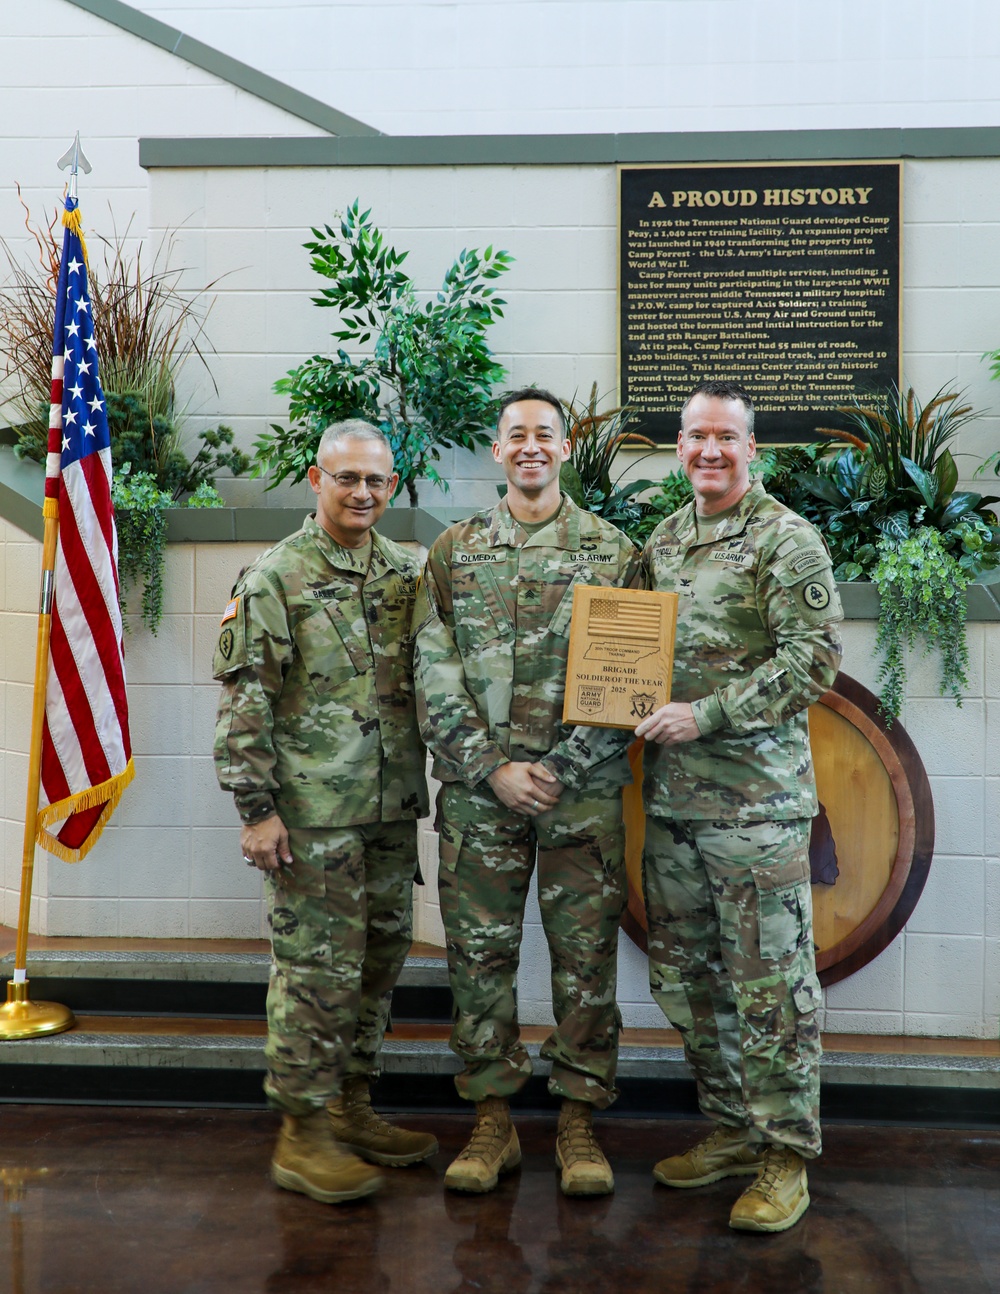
[0,980,75,1040]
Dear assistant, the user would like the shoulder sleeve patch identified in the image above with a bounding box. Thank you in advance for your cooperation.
[801,579,832,611]
[771,544,842,624]
[212,594,251,678]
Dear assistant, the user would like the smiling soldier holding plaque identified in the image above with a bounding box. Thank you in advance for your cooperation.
[636,380,843,1234]
[413,387,641,1197]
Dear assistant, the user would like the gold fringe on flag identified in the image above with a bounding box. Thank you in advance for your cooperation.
[35,759,136,863]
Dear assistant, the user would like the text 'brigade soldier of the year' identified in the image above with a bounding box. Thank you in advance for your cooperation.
[413,387,643,1197]
[213,420,438,1205]
[635,379,844,1233]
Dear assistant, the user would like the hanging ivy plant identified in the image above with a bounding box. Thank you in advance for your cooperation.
[111,467,171,634]
[872,527,973,723]
[112,470,224,634]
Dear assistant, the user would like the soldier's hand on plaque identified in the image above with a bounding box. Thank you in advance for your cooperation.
[635,702,700,747]
[240,814,293,872]
[487,762,563,816]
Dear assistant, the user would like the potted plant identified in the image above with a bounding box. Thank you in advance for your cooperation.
[0,201,248,632]
[557,384,660,544]
[790,386,1000,721]
[253,200,513,506]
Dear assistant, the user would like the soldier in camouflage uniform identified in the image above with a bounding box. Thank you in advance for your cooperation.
[635,380,843,1233]
[213,420,437,1205]
[413,388,642,1197]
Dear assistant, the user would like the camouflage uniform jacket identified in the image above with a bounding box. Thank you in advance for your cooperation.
[413,494,642,791]
[642,480,843,822]
[213,514,429,828]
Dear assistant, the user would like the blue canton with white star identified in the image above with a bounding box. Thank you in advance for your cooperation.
[60,223,111,469]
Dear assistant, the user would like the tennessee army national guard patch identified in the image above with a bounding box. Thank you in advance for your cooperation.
[217,595,240,661]
[212,592,251,678]
[803,580,831,611]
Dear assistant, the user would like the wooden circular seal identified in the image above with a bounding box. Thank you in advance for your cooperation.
[620,671,935,987]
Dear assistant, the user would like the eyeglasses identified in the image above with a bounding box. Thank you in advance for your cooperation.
[317,467,392,491]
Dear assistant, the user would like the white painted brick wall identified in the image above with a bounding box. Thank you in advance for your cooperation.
[0,0,329,430]
[2,0,998,1034]
[0,506,996,1035]
[144,155,1000,517]
[132,0,1000,137]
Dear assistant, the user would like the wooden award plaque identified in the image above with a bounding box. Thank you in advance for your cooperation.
[562,586,678,729]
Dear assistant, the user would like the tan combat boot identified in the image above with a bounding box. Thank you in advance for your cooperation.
[555,1099,614,1196]
[653,1123,764,1188]
[729,1145,810,1233]
[444,1096,521,1193]
[328,1076,439,1166]
[271,1110,383,1203]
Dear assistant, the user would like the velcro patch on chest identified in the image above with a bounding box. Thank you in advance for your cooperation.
[455,552,504,563]
[708,549,754,568]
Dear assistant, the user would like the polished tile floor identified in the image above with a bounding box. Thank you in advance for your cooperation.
[1,1107,998,1294]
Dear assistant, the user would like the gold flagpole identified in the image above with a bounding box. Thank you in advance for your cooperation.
[0,138,92,1040]
[0,498,74,1039]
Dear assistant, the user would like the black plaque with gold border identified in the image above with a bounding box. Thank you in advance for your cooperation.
[619,161,903,445]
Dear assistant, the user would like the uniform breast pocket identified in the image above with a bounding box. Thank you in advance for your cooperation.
[452,567,513,651]
[545,567,611,643]
[293,605,366,694]
[546,581,579,642]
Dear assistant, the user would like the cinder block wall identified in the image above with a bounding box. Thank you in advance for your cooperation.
[3,149,999,1036]
[0,522,439,944]
[148,157,1000,514]
[1,514,996,1037]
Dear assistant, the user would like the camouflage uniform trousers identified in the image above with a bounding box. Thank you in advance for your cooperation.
[437,780,627,1109]
[263,820,417,1116]
[642,815,823,1158]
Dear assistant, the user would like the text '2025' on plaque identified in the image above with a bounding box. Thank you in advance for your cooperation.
[563,586,678,730]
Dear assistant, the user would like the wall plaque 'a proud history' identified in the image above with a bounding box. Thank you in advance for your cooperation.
[563,586,678,730]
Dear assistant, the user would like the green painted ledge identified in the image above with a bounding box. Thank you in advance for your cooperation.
[139,126,1000,170]
[160,501,468,547]
[4,448,1000,619]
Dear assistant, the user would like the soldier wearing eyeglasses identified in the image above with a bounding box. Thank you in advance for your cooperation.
[213,419,437,1204]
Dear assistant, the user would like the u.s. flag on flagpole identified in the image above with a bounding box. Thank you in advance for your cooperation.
[36,196,134,861]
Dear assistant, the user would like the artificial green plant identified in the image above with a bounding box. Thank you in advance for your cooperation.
[558,385,659,545]
[255,201,513,505]
[791,386,1000,720]
[0,202,247,632]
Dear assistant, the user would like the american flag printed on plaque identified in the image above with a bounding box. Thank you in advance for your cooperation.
[564,586,678,729]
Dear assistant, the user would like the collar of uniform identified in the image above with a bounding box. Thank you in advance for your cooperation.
[488,492,581,549]
[303,512,386,576]
[682,479,767,548]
